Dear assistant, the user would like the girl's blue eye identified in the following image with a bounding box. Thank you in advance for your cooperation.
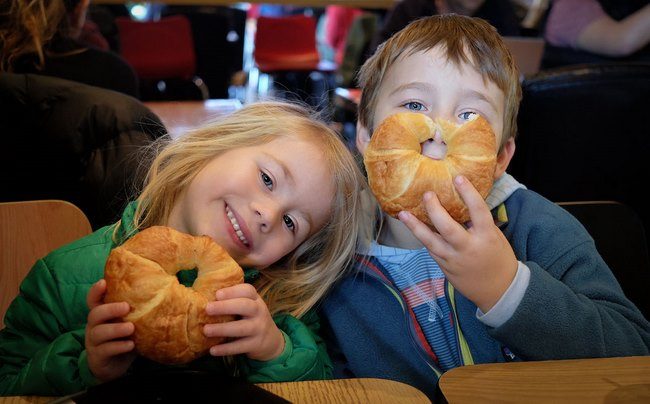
[459,111,479,121]
[283,215,295,232]
[404,101,425,111]
[261,171,273,189]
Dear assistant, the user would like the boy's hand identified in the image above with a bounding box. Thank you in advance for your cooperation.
[85,279,136,382]
[399,175,518,312]
[204,283,284,362]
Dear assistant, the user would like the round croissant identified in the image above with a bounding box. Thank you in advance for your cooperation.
[104,226,244,364]
[364,112,497,225]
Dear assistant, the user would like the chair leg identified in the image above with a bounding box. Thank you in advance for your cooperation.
[258,72,273,99]
[192,76,210,100]
[246,66,260,103]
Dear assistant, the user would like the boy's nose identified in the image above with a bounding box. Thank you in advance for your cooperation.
[433,128,444,144]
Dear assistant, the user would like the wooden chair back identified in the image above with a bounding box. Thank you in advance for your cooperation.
[0,200,92,328]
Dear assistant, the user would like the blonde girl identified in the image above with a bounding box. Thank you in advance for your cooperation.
[0,101,375,396]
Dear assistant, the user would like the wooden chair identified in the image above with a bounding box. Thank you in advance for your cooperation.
[0,200,92,328]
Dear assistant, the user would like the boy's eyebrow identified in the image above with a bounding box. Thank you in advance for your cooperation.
[462,89,499,112]
[388,82,432,96]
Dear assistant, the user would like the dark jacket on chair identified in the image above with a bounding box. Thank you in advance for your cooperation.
[0,73,167,229]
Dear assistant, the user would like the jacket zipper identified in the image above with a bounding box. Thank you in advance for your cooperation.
[360,261,443,378]
[445,280,475,366]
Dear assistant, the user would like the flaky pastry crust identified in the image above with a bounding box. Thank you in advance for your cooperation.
[364,112,497,225]
[104,226,244,364]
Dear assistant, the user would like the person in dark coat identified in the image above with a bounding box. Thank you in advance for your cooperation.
[0,73,166,229]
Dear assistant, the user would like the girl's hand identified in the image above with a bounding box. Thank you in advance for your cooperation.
[398,175,518,312]
[204,283,284,362]
[85,279,136,382]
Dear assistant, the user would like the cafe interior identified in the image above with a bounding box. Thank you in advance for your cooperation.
[1,0,649,402]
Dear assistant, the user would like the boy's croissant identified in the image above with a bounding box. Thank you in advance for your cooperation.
[364,112,497,225]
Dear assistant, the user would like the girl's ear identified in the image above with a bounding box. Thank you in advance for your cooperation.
[494,137,516,180]
[356,121,371,154]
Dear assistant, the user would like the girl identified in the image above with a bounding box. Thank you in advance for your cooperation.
[0,101,375,396]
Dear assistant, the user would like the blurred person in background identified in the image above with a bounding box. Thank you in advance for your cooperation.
[0,0,139,98]
[369,0,521,55]
[324,6,363,67]
[543,0,650,67]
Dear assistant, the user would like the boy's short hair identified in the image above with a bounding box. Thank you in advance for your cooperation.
[357,14,522,149]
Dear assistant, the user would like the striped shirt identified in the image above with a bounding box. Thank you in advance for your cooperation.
[369,173,526,371]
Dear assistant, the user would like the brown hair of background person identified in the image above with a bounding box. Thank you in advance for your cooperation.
[0,0,139,98]
[1,0,83,71]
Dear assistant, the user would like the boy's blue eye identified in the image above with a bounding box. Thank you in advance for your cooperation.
[459,111,479,121]
[404,101,425,111]
[261,171,273,189]
[283,215,295,232]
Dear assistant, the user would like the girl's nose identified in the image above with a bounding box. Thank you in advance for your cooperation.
[253,199,281,233]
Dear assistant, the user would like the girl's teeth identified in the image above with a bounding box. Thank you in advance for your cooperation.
[226,206,249,245]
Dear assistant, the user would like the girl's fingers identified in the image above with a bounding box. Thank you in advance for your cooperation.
[87,279,106,309]
[204,319,254,338]
[88,322,134,346]
[87,301,130,326]
[454,176,493,230]
[215,283,258,300]
[209,338,253,357]
[92,339,135,358]
[206,297,258,317]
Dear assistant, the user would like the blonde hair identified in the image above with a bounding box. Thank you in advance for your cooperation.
[122,101,373,318]
[357,14,522,150]
[0,0,76,72]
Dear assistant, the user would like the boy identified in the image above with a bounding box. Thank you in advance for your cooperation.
[319,14,650,400]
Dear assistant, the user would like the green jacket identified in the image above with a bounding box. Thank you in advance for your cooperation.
[0,203,332,396]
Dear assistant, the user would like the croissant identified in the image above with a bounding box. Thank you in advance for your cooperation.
[364,112,497,225]
[104,226,244,364]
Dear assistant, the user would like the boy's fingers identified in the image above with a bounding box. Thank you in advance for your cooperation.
[454,176,493,229]
[87,279,106,309]
[422,192,466,246]
[87,301,130,326]
[398,210,446,255]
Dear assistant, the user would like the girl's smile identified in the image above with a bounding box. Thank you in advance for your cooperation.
[167,135,334,269]
[225,204,252,250]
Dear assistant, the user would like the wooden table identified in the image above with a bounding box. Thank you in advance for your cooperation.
[0,378,430,404]
[144,99,242,139]
[438,356,650,403]
[95,0,395,9]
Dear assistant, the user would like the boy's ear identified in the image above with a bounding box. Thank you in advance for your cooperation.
[494,138,516,180]
[356,121,371,154]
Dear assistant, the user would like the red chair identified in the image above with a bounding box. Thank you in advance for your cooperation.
[116,15,208,100]
[249,15,336,100]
